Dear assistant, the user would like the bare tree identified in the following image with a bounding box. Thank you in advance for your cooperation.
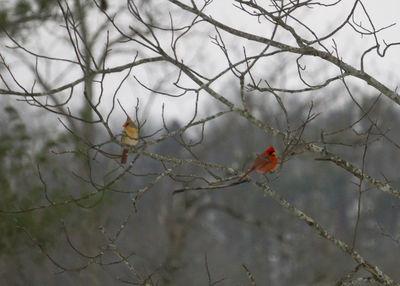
[1,0,400,285]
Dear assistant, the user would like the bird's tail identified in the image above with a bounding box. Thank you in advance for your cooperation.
[239,168,254,181]
[121,148,128,164]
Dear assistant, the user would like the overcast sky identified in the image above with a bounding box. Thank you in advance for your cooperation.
[2,0,400,131]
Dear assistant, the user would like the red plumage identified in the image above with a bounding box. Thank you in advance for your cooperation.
[239,146,278,181]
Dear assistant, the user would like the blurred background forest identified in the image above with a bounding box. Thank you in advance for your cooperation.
[1,0,400,285]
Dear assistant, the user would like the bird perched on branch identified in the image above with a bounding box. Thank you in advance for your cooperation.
[121,116,138,164]
[239,145,278,181]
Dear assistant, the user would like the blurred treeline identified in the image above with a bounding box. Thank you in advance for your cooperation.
[1,88,399,285]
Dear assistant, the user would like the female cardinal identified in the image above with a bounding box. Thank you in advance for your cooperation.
[239,145,278,181]
[121,116,138,164]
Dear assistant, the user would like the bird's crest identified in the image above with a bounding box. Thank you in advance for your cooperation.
[265,145,275,156]
[123,116,132,127]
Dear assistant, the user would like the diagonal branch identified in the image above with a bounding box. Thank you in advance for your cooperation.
[254,180,397,285]
[168,0,400,106]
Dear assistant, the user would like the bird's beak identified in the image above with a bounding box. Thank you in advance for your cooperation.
[123,116,130,127]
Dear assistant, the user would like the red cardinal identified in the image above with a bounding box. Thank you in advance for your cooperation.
[239,146,278,181]
[121,116,138,164]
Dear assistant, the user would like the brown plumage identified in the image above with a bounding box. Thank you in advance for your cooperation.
[121,116,138,164]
